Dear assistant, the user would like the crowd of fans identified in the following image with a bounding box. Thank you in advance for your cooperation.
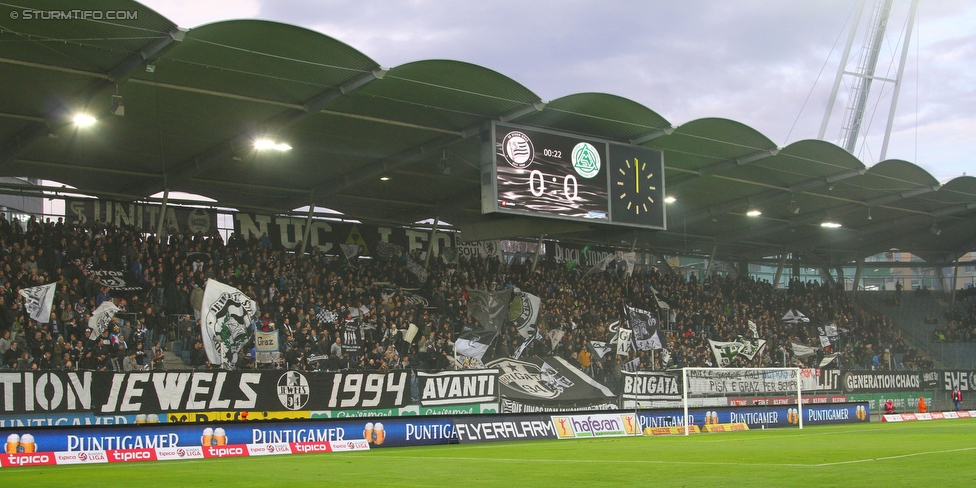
[935,290,976,342]
[0,213,932,388]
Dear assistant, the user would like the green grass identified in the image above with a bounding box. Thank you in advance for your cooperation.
[6,422,976,487]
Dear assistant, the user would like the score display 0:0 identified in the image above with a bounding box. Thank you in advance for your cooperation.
[528,169,578,200]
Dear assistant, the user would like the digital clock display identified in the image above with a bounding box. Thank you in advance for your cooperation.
[483,122,665,230]
[492,124,609,221]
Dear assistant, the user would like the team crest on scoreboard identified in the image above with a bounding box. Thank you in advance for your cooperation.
[501,130,535,168]
[571,142,601,178]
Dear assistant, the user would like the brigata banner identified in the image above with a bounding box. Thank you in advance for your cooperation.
[417,369,499,406]
[619,371,681,408]
[0,371,408,416]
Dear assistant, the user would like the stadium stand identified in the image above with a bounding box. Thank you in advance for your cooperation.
[0,213,934,379]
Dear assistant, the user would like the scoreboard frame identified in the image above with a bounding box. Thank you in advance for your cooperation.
[481,121,666,230]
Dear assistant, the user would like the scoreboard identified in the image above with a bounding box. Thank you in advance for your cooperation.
[482,122,666,229]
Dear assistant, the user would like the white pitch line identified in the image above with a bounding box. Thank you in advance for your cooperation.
[367,455,816,468]
[813,446,976,466]
[373,444,976,469]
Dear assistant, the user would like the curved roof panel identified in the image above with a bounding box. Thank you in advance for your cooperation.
[518,93,671,141]
[0,0,973,265]
[131,20,380,105]
[650,118,778,183]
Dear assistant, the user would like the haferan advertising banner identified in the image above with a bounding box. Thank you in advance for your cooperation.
[0,371,409,415]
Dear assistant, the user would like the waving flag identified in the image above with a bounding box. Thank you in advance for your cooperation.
[20,283,56,323]
[201,279,259,369]
[88,300,120,337]
[625,304,662,351]
[466,288,513,331]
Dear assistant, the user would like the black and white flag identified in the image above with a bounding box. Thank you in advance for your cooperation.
[625,304,662,351]
[618,251,637,278]
[659,348,672,367]
[648,286,671,312]
[748,320,759,338]
[616,328,633,356]
[782,309,810,324]
[736,336,767,361]
[92,270,144,292]
[20,283,56,323]
[587,341,613,361]
[818,324,839,337]
[316,308,338,325]
[511,290,541,339]
[455,329,498,362]
[547,329,566,352]
[405,256,428,283]
[709,340,743,367]
[624,357,640,372]
[791,341,818,358]
[512,333,539,360]
[583,253,616,280]
[441,247,459,265]
[466,288,512,331]
[201,279,259,369]
[375,241,404,258]
[88,300,120,338]
[488,356,615,406]
[341,321,363,354]
[339,244,361,261]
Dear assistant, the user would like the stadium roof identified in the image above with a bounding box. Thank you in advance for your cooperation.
[1,0,974,267]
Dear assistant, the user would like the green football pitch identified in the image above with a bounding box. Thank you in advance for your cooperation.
[5,421,975,487]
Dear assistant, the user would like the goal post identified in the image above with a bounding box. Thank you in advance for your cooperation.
[681,367,803,435]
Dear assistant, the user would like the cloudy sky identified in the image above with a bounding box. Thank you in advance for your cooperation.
[140,0,975,182]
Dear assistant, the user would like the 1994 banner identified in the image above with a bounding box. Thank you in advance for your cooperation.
[0,371,409,415]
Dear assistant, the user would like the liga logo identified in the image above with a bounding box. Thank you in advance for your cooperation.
[501,130,534,168]
[571,142,600,178]
[786,408,800,425]
[277,371,310,410]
